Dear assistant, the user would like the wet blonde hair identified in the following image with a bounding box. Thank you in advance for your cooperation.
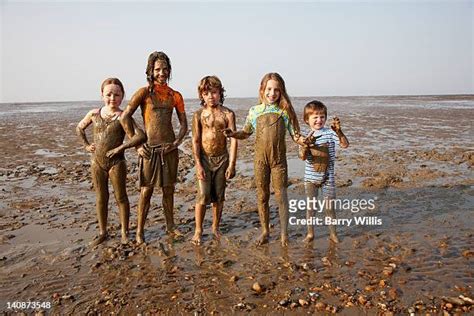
[258,72,300,134]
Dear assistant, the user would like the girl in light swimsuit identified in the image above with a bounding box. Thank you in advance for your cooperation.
[77,78,145,246]
[224,73,310,246]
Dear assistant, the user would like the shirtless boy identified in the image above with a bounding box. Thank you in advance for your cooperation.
[191,76,237,245]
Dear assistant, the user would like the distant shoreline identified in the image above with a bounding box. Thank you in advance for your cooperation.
[1,94,473,106]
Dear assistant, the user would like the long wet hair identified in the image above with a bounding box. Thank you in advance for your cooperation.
[101,77,125,97]
[198,75,226,106]
[145,51,172,95]
[258,72,300,134]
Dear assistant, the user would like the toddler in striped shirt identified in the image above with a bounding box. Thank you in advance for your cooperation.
[298,100,349,243]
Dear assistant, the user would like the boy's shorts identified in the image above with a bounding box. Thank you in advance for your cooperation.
[196,152,229,205]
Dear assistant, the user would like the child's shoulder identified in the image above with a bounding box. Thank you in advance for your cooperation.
[136,86,148,93]
[248,103,265,114]
[221,105,235,115]
[89,108,101,116]
[193,107,204,118]
[132,86,149,99]
[81,108,101,122]
[166,85,182,98]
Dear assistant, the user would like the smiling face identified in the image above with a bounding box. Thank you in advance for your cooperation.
[202,88,221,108]
[263,79,281,105]
[102,84,124,109]
[153,60,170,85]
[306,111,327,131]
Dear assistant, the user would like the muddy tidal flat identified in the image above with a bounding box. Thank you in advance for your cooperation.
[1,95,473,315]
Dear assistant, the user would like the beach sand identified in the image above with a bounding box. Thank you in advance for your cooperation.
[0,95,473,314]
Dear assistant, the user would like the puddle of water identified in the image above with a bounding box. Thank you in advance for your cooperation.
[4,224,65,245]
[34,149,64,158]
[235,157,305,179]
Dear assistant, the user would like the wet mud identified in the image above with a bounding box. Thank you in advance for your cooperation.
[0,95,473,314]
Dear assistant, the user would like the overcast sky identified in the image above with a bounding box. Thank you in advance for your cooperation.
[1,0,473,103]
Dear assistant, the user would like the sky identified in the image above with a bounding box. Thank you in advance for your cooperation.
[1,0,473,103]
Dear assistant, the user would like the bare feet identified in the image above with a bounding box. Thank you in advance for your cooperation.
[212,229,222,241]
[280,234,289,247]
[167,228,183,238]
[303,234,314,243]
[89,233,107,247]
[136,231,145,245]
[121,231,129,245]
[256,232,269,246]
[191,231,202,246]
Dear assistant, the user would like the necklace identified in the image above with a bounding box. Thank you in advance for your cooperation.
[100,107,120,121]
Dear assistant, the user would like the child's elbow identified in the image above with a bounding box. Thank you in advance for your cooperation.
[138,131,146,143]
[75,125,82,135]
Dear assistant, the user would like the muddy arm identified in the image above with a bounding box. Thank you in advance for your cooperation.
[294,130,318,149]
[287,120,308,146]
[291,133,308,146]
[105,119,146,158]
[298,145,310,160]
[120,119,146,150]
[226,111,238,179]
[76,110,94,151]
[228,111,238,167]
[192,112,205,180]
[191,112,202,162]
[121,88,144,144]
[335,129,349,148]
[174,110,188,147]
[223,129,252,140]
[331,117,349,148]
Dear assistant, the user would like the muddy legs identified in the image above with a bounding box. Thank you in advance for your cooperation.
[136,186,153,244]
[211,202,223,240]
[110,161,130,244]
[256,163,271,246]
[191,202,223,245]
[325,203,340,243]
[191,203,206,245]
[163,185,180,236]
[304,182,340,243]
[90,162,109,246]
[255,163,289,246]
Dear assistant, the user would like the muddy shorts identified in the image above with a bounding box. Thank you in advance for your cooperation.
[196,153,229,205]
[139,143,179,188]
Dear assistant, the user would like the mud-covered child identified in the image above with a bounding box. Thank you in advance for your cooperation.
[299,100,349,243]
[191,76,237,245]
[76,78,146,246]
[223,73,311,247]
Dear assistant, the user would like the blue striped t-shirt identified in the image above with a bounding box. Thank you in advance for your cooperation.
[304,127,340,197]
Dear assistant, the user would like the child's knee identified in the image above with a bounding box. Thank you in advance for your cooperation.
[273,186,287,200]
[115,193,129,205]
[257,191,270,204]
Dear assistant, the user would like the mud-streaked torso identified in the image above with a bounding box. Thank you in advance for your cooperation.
[92,111,125,170]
